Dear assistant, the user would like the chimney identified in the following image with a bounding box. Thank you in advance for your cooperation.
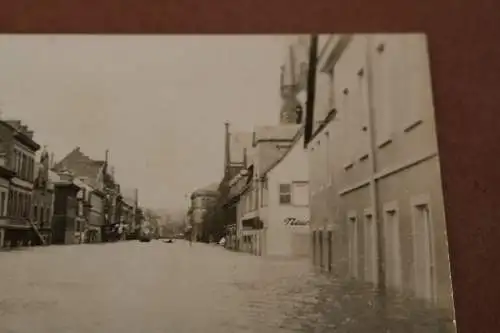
[105,149,109,164]
[224,122,230,174]
[50,153,55,168]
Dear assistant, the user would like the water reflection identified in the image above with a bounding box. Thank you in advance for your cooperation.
[0,242,454,333]
[232,256,455,333]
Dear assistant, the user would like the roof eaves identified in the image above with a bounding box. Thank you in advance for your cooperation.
[307,108,338,148]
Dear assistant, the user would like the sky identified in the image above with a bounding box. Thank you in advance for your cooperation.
[0,34,289,211]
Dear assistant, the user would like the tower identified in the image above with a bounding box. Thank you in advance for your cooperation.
[279,42,308,125]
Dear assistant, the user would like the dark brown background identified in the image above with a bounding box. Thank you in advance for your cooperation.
[1,0,499,331]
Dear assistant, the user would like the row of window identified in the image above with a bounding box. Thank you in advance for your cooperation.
[240,181,310,215]
[278,182,309,206]
[33,204,52,225]
[13,148,35,182]
[0,190,52,225]
[309,36,430,195]
[0,191,7,216]
[7,190,32,218]
[313,198,437,303]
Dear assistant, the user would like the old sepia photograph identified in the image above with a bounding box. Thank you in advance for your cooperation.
[0,34,455,332]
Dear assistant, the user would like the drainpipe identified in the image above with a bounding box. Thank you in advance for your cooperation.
[365,35,387,296]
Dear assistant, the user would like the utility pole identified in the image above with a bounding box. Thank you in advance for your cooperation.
[304,34,318,148]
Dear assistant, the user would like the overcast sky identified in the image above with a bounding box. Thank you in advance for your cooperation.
[0,35,288,211]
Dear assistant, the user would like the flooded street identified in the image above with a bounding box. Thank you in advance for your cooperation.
[0,241,452,333]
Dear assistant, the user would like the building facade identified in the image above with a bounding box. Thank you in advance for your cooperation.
[87,189,105,242]
[0,120,41,247]
[53,147,110,242]
[73,177,94,243]
[305,34,453,317]
[223,165,252,250]
[32,152,55,245]
[259,127,310,257]
[189,183,219,242]
[235,124,299,255]
[208,123,253,246]
[52,171,81,245]
[120,188,138,239]
[0,152,16,248]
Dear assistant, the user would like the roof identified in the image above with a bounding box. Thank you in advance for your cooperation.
[53,147,106,190]
[226,167,253,203]
[254,124,301,143]
[191,182,219,198]
[0,119,40,151]
[73,177,95,192]
[48,170,61,183]
[257,145,289,175]
[229,131,253,164]
[262,126,305,176]
[202,182,219,192]
[307,108,338,148]
[251,125,300,175]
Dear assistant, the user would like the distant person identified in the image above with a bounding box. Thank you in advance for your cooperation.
[185,225,193,246]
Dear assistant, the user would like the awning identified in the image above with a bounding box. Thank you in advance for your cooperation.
[241,215,263,229]
[0,218,31,230]
[241,210,258,220]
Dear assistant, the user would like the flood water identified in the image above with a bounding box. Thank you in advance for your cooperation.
[0,240,454,333]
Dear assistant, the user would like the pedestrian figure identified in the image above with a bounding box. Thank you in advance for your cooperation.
[185,225,193,246]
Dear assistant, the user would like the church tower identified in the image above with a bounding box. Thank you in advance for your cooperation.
[279,38,310,125]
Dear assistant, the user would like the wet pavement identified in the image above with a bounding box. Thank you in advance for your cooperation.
[0,240,454,333]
